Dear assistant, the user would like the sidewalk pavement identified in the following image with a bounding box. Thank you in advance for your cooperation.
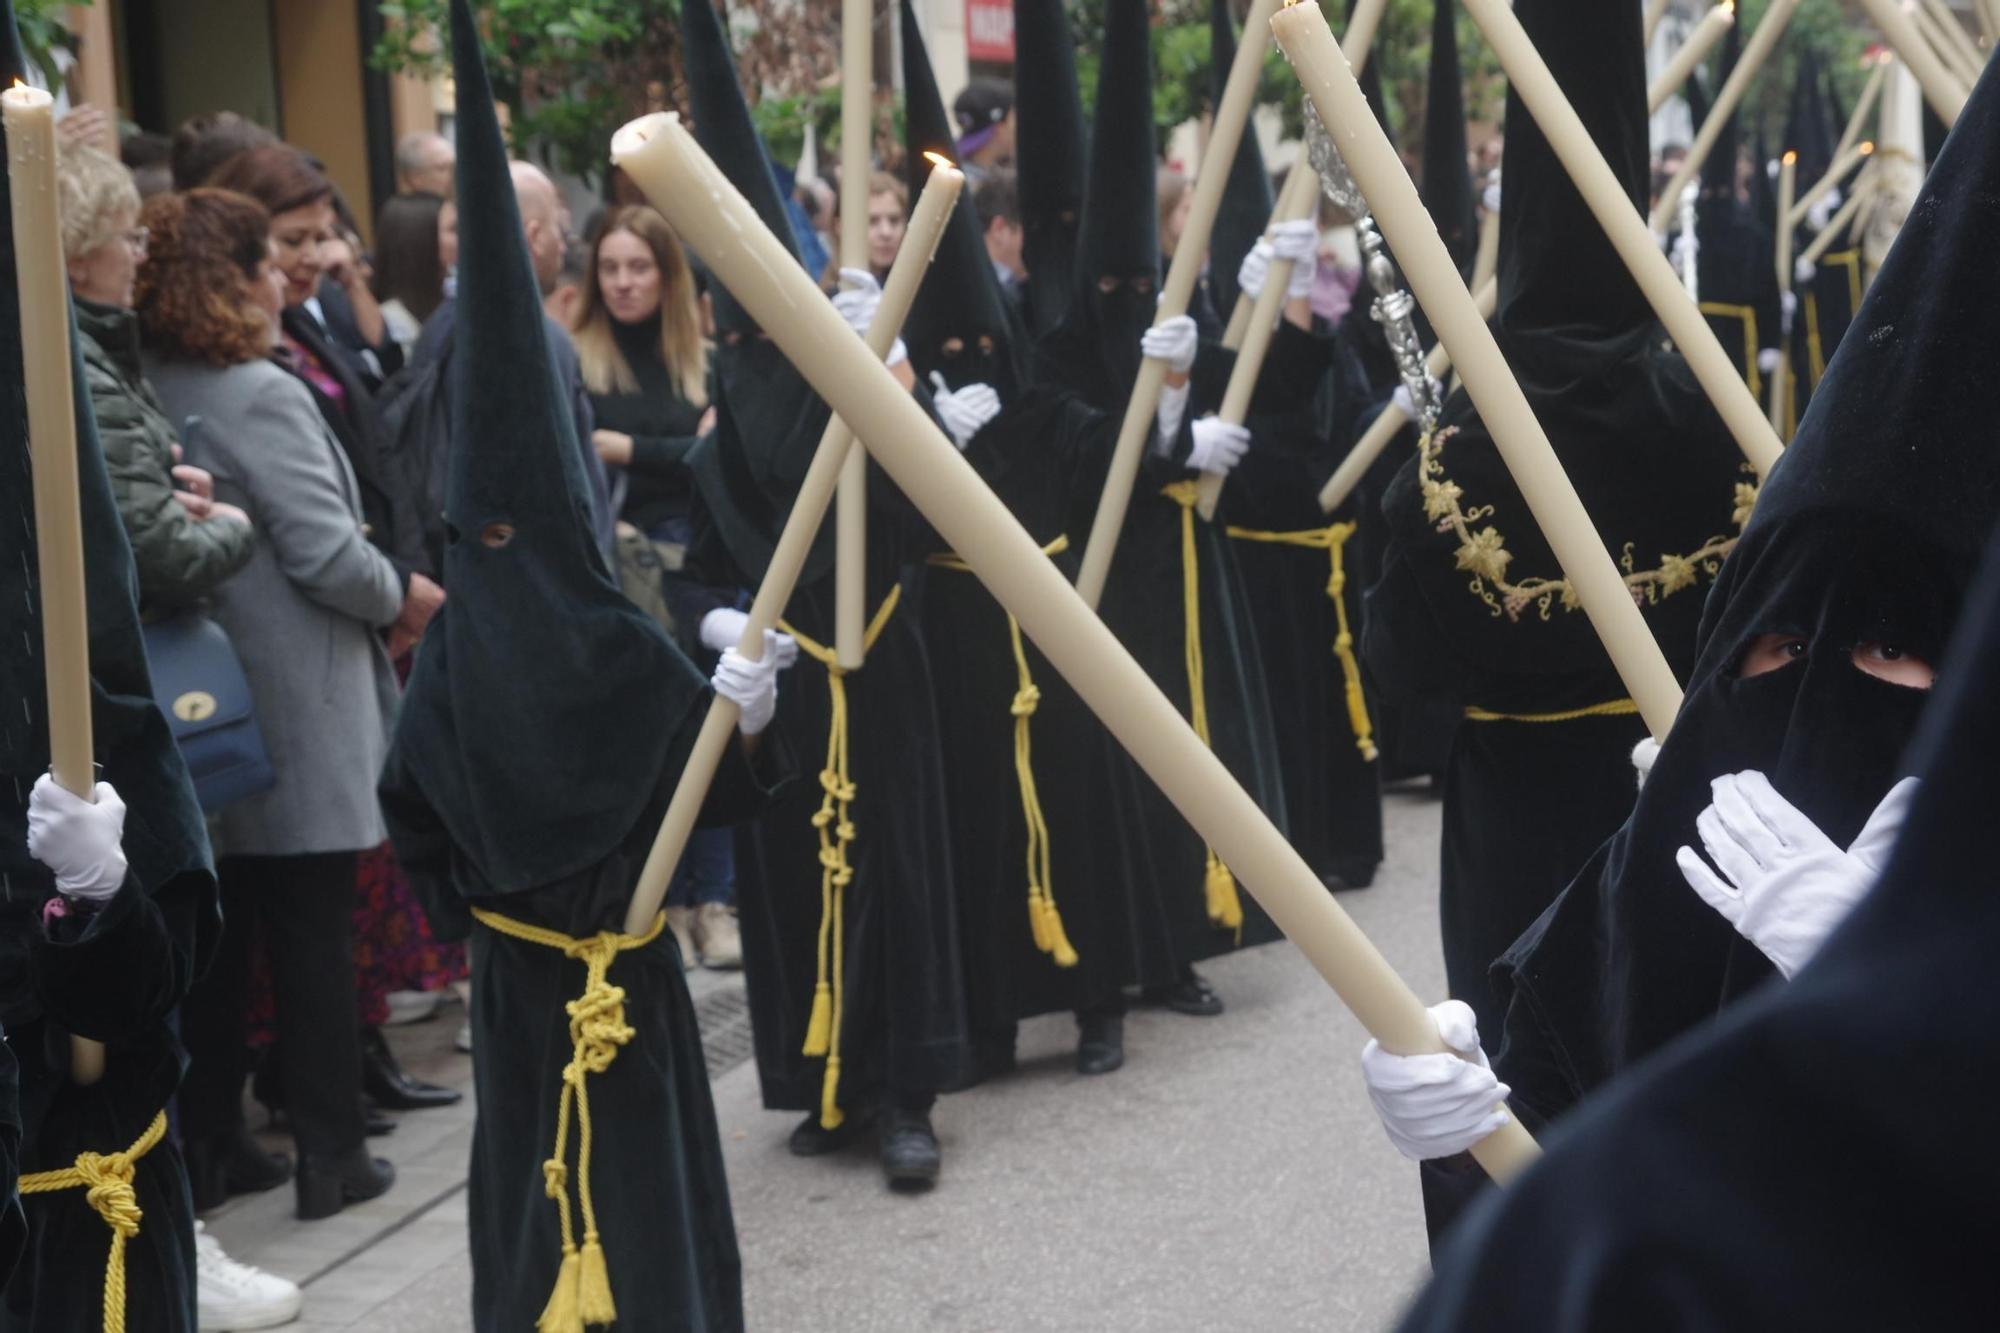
[207,788,1447,1331]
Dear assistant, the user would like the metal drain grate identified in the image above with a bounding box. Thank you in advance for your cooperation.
[695,985,757,1078]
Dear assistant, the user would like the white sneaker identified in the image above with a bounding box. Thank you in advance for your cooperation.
[383,989,443,1026]
[195,1221,304,1331]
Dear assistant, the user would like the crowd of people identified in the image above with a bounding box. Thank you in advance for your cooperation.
[4,0,1996,1328]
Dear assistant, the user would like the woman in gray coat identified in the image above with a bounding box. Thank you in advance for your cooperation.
[137,187,404,1220]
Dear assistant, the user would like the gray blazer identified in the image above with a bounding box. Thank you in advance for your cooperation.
[146,354,404,857]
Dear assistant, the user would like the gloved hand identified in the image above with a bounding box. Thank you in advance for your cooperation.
[1781,290,1798,327]
[831,267,905,366]
[699,607,798,669]
[1154,381,1191,455]
[1236,239,1275,302]
[1140,314,1199,374]
[1483,181,1502,215]
[1757,347,1782,376]
[712,631,787,736]
[1794,257,1817,287]
[1186,417,1251,477]
[1631,736,1661,790]
[26,774,128,902]
[1360,1000,1513,1161]
[929,372,1002,448]
[1267,218,1319,299]
[1805,187,1840,235]
[1676,771,1918,979]
[1390,376,1444,421]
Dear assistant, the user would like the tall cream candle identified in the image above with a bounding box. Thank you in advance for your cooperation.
[612,110,1540,1183]
[1647,0,1798,233]
[1787,140,1874,229]
[1459,0,1784,477]
[1073,0,1290,610]
[1857,0,1969,125]
[1797,168,1876,269]
[1468,196,1502,297]
[1642,0,1674,44]
[1915,0,1983,87]
[1832,53,1891,166]
[1648,3,1737,115]
[7,83,106,1088]
[833,0,873,668]
[623,157,963,935]
[1768,151,1796,436]
[1317,276,1498,516]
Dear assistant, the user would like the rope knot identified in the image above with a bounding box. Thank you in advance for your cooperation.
[1010,685,1041,717]
[542,1158,569,1199]
[74,1155,142,1240]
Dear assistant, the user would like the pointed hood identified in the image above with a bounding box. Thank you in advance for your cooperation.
[679,0,802,334]
[1422,0,1478,274]
[1700,19,1743,199]
[1014,0,1089,338]
[1057,0,1158,398]
[0,0,215,1020]
[388,0,708,896]
[900,0,1024,398]
[1783,49,1837,186]
[1748,127,1776,231]
[1207,0,1276,317]
[1495,0,1652,338]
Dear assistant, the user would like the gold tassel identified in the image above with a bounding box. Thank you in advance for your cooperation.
[537,1248,584,1333]
[1028,896,1053,953]
[819,1056,845,1131]
[1205,855,1244,932]
[801,983,833,1058]
[577,1236,617,1327]
[1042,900,1080,968]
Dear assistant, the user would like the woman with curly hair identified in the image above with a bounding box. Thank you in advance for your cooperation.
[138,188,402,1220]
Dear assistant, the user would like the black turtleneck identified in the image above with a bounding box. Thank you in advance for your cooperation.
[589,315,712,536]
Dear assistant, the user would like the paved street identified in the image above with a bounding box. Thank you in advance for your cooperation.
[208,787,1447,1331]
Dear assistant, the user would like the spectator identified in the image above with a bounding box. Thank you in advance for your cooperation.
[394,130,455,197]
[973,168,1025,292]
[864,169,907,282]
[169,110,275,191]
[118,128,174,199]
[544,236,588,329]
[59,144,253,609]
[953,77,1015,182]
[138,187,402,1222]
[372,191,449,358]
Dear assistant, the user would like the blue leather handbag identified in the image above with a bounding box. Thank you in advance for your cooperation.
[141,613,275,813]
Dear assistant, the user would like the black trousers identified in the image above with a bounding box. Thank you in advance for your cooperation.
[178,852,366,1156]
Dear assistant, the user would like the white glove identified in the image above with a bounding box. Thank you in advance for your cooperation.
[1794,257,1817,287]
[712,631,787,736]
[1631,736,1660,790]
[1154,381,1191,454]
[1390,377,1443,421]
[1360,999,1512,1161]
[1268,218,1319,299]
[1757,347,1782,375]
[699,607,798,669]
[26,774,128,902]
[1140,314,1199,374]
[928,372,1002,449]
[1781,290,1798,325]
[1805,188,1840,234]
[1676,771,1918,979]
[1186,416,1250,477]
[1237,239,1275,302]
[1483,181,1502,215]
[832,267,905,366]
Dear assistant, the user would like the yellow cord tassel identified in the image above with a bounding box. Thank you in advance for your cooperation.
[1164,481,1241,930]
[782,588,903,1129]
[1205,854,1243,932]
[472,907,665,1332]
[1226,520,1378,761]
[20,1109,168,1333]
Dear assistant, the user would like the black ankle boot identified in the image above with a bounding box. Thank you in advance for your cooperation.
[186,1127,293,1213]
[880,1108,941,1190]
[361,1027,462,1111]
[1140,968,1224,1017]
[787,1106,875,1157]
[295,1147,396,1220]
[1075,1012,1126,1076]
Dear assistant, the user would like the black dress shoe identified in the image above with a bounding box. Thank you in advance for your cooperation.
[1075,1013,1125,1076]
[787,1107,876,1157]
[185,1128,293,1213]
[1324,857,1379,891]
[879,1109,940,1190]
[295,1147,395,1221]
[361,1027,462,1111]
[1140,970,1225,1017]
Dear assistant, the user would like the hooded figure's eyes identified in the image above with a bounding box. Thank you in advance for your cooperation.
[1097,275,1120,294]
[481,522,517,549]
[941,337,966,357]
[1853,642,1936,689]
[977,335,996,356]
[1130,275,1155,296]
[1738,633,1807,678]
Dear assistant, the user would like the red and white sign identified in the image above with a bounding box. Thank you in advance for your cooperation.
[966,0,1015,62]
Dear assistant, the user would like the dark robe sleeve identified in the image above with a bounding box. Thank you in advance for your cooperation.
[31,866,208,1043]
[627,431,701,477]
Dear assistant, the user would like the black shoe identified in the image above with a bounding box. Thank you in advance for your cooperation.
[363,1104,398,1138]
[1323,857,1379,891]
[361,1027,462,1111]
[294,1147,395,1221]
[1140,971,1225,1017]
[787,1106,876,1157]
[185,1128,293,1214]
[1075,1013,1125,1076]
[879,1109,940,1190]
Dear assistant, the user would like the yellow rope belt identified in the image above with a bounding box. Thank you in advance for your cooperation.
[927,536,1079,969]
[1463,698,1639,724]
[1162,480,1242,935]
[1698,301,1763,400]
[19,1109,168,1333]
[1803,250,1862,390]
[779,585,903,1130]
[468,906,667,1333]
[1224,520,1379,762]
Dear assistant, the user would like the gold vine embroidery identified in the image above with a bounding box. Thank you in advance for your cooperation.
[1417,425,1756,623]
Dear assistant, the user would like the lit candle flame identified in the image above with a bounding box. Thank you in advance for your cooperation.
[1783,150,1798,164]
[1860,141,1876,154]
[923,151,955,170]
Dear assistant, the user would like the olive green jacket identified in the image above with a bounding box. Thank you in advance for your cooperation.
[76,299,254,610]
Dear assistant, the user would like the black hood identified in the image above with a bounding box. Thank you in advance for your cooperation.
[1698,20,1743,200]
[1014,0,1089,339]
[1422,0,1478,274]
[0,0,215,1022]
[387,0,709,897]
[679,0,803,337]
[1782,49,1838,186]
[1495,0,1652,340]
[1207,0,1276,317]
[1493,59,2000,1122]
[900,0,1024,399]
